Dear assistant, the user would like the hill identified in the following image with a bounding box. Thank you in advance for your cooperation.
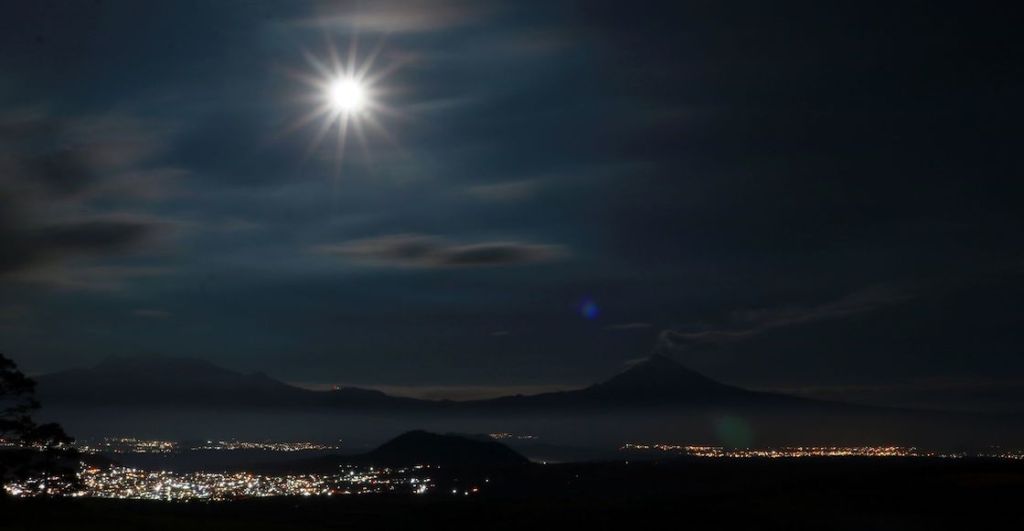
[259,430,529,473]
[362,430,529,467]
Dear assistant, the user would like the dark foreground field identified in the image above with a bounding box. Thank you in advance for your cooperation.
[3,458,1023,530]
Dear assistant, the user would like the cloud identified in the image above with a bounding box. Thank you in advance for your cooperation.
[60,111,175,172]
[34,216,160,254]
[0,107,179,200]
[0,107,180,288]
[315,233,567,268]
[2,214,169,280]
[295,0,495,33]
[9,265,173,292]
[658,287,911,353]
[464,180,539,202]
[89,168,190,201]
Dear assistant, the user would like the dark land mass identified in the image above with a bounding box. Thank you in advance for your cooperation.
[352,430,528,468]
[3,458,1023,530]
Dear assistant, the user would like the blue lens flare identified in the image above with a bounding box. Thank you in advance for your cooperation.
[579,299,599,320]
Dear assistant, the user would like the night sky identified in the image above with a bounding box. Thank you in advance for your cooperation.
[1,1,1021,410]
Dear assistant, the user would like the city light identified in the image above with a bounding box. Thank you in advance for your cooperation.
[73,437,344,454]
[4,465,435,501]
[620,443,1024,460]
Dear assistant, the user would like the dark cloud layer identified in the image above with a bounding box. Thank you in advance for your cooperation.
[0,108,176,287]
[0,216,160,282]
[316,234,566,268]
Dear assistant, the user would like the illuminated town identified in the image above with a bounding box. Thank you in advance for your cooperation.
[4,465,435,501]
[488,433,538,441]
[75,437,179,454]
[620,443,1024,460]
[5,436,1024,501]
[73,437,343,455]
[185,440,343,452]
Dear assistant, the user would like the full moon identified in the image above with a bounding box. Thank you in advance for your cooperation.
[283,40,398,166]
[328,78,365,112]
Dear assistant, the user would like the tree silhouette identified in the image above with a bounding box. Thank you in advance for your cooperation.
[1,353,79,496]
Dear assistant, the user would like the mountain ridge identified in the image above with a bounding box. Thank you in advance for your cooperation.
[31,355,1024,449]
[32,353,848,412]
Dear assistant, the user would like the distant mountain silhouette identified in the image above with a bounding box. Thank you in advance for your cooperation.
[35,355,421,409]
[34,353,839,412]
[34,355,1022,449]
[586,354,741,399]
[470,354,815,410]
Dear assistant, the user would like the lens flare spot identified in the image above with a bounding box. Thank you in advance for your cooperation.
[579,299,600,320]
[714,416,754,448]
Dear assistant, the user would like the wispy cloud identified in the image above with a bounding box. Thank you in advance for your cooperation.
[658,287,911,353]
[9,265,174,292]
[289,0,496,33]
[464,180,539,202]
[315,233,567,268]
[134,309,171,319]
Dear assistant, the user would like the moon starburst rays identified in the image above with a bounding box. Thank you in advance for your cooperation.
[280,36,399,172]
